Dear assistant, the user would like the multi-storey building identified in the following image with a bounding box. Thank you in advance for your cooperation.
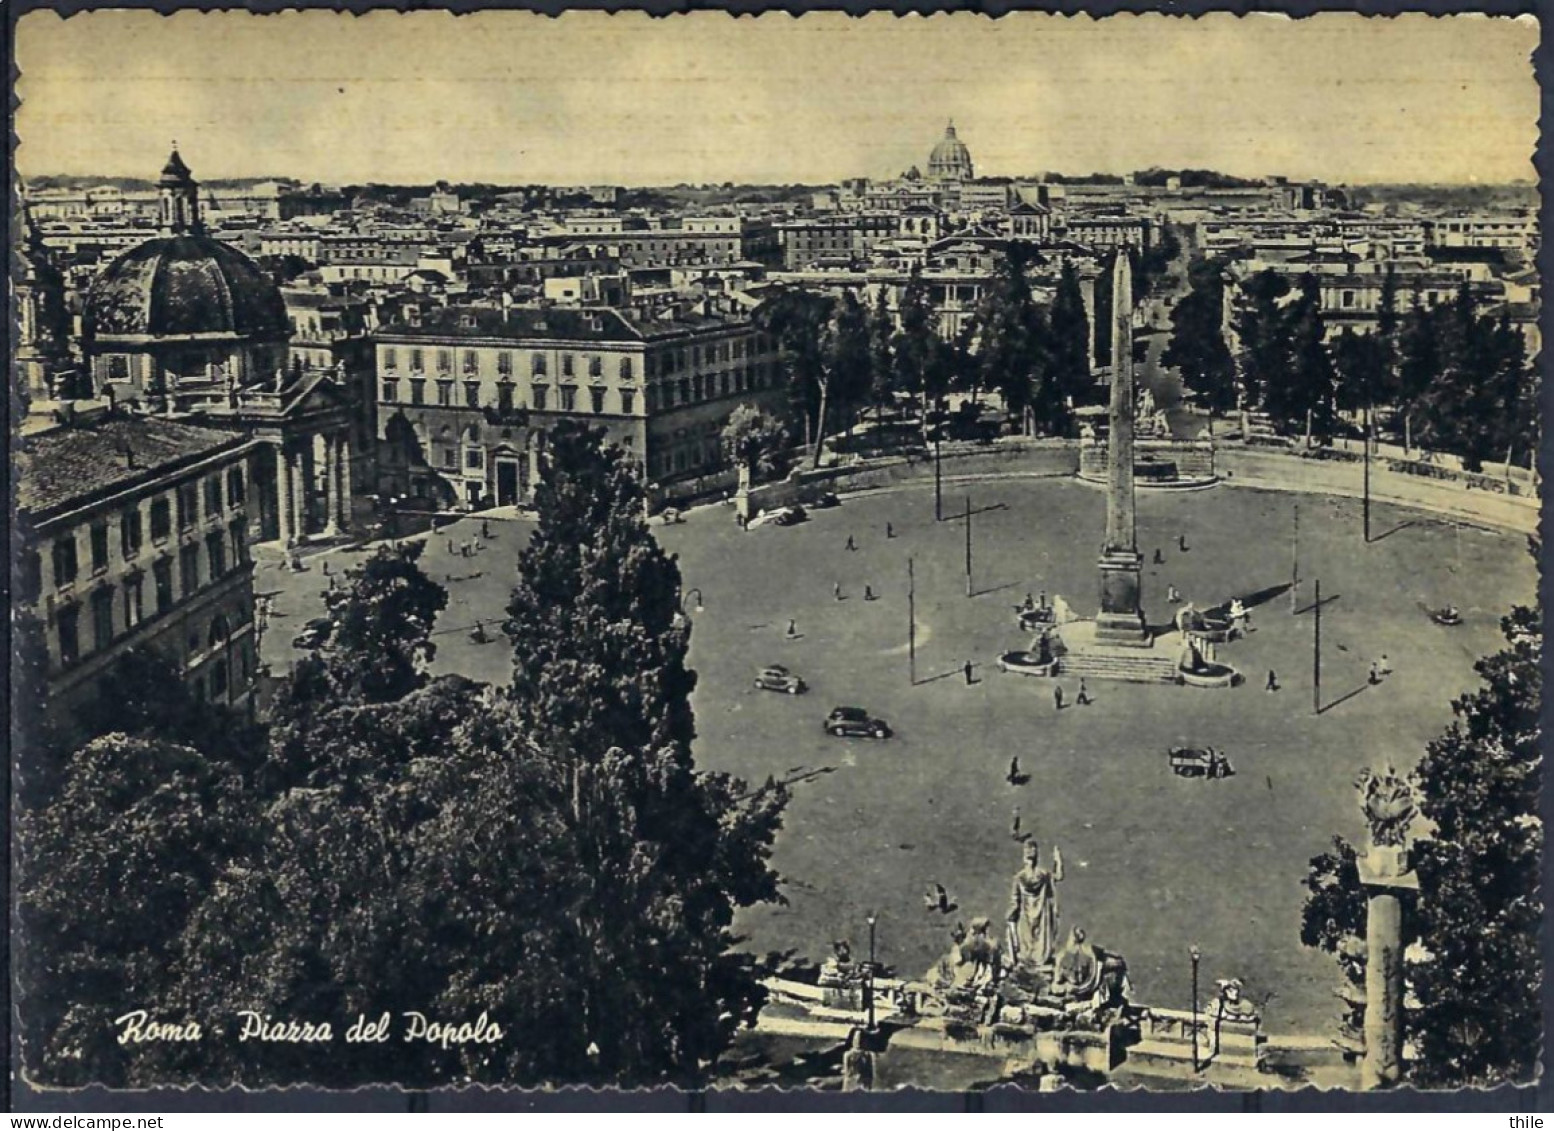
[16,412,260,737]
[372,304,784,508]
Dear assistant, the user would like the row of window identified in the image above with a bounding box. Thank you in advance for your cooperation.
[51,521,249,668]
[380,364,775,415]
[43,468,246,592]
[382,339,767,380]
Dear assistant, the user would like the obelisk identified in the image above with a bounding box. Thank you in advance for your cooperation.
[1094,252,1150,646]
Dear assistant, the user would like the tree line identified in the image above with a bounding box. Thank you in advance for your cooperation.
[1166,255,1539,471]
[17,422,789,1089]
[752,247,1137,471]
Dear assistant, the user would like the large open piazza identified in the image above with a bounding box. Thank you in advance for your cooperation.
[259,472,1535,1041]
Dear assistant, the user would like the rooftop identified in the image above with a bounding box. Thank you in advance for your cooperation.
[376,304,748,344]
[17,414,248,520]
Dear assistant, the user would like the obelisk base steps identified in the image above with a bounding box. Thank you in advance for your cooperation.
[1095,550,1151,648]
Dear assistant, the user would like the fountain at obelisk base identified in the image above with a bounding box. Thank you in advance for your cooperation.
[1040,253,1239,686]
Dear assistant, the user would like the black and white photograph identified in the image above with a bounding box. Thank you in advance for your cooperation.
[8,7,1544,1104]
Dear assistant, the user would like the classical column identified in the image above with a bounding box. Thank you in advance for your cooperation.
[1078,264,1099,372]
[275,444,296,547]
[290,446,309,543]
[1094,251,1149,647]
[323,435,341,538]
[1356,768,1419,1091]
[337,436,354,531]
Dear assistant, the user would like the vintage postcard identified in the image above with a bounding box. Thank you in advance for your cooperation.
[8,7,1542,1104]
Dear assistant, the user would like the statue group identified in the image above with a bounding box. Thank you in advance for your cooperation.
[923,840,1130,1021]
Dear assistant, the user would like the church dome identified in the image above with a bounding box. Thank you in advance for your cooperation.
[85,233,288,341]
[928,122,974,181]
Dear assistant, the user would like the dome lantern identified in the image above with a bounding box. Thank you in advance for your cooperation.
[158,145,202,235]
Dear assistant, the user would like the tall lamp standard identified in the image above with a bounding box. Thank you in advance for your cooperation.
[1189,944,1202,1073]
[865,912,879,1033]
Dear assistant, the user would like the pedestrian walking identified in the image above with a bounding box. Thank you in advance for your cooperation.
[1265,669,1279,693]
[1053,684,1065,711]
[322,559,331,576]
[1153,547,1165,565]
[1076,678,1091,706]
[1167,584,1182,604]
[886,522,895,539]
[785,619,798,639]
[845,534,856,552]
[1038,590,1047,610]
[1377,653,1393,676]
[481,520,492,540]
[963,660,975,686]
[833,582,843,601]
[864,584,876,602]
[1178,533,1190,553]
[1368,661,1382,686]
[1010,806,1023,840]
[447,538,456,555]
[1007,755,1021,785]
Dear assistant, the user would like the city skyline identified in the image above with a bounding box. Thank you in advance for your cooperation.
[16,10,1539,188]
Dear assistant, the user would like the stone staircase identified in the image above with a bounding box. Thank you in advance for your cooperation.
[1053,647,1181,685]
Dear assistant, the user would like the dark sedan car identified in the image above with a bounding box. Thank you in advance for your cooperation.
[823,706,892,739]
[291,617,334,650]
[755,665,807,695]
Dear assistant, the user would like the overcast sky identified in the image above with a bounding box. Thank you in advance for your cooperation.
[16,11,1540,186]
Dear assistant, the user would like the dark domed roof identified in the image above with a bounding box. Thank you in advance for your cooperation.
[86,234,289,340]
[928,123,974,180]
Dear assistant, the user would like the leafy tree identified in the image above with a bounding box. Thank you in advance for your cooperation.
[75,646,263,770]
[893,264,938,416]
[818,289,874,459]
[720,404,789,487]
[18,735,252,1087]
[1395,291,1439,454]
[867,286,896,420]
[754,287,833,459]
[973,245,1049,433]
[504,421,788,1083]
[1047,258,1093,419]
[1409,598,1542,1086]
[1262,273,1335,442]
[1232,268,1294,421]
[1163,255,1238,415]
[1299,836,1369,1055]
[1332,327,1387,417]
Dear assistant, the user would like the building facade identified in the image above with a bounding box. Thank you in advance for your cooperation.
[372,305,785,509]
[16,414,260,737]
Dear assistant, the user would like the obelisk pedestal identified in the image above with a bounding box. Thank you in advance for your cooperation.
[1094,251,1149,647]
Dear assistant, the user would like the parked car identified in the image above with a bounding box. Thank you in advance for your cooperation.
[291,617,334,650]
[749,505,808,529]
[754,664,807,695]
[823,706,892,739]
[811,492,841,509]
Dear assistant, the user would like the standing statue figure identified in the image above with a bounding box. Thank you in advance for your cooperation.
[1006,840,1065,969]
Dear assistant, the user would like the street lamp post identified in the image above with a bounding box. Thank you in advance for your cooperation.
[1363,400,1372,544]
[865,913,879,1032]
[1313,578,1323,716]
[934,435,943,522]
[907,557,917,686]
[1189,944,1202,1072]
[964,495,973,598]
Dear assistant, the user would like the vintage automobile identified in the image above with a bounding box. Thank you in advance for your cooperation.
[811,492,842,509]
[1168,746,1235,779]
[755,664,807,695]
[748,505,808,529]
[824,706,892,740]
[291,616,334,650]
